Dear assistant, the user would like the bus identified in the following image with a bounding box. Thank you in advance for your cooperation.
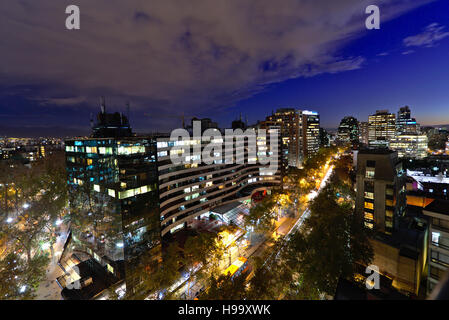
[223,257,249,280]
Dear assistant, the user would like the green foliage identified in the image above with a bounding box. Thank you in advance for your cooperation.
[200,271,247,300]
[283,174,373,296]
[0,252,49,300]
[0,152,67,299]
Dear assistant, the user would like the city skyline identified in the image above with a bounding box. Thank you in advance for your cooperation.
[1,0,449,137]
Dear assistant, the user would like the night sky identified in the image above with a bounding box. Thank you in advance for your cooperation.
[1,0,449,137]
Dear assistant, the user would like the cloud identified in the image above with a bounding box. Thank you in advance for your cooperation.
[0,0,433,126]
[402,50,415,55]
[403,22,449,48]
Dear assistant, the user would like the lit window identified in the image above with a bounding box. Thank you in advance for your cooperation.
[365,168,375,178]
[364,212,374,220]
[364,202,374,210]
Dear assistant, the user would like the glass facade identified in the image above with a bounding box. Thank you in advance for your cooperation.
[66,137,161,295]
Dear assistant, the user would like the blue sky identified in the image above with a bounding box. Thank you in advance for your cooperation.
[0,0,448,136]
[227,0,449,129]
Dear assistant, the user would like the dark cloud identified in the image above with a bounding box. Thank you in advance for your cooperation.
[0,0,433,128]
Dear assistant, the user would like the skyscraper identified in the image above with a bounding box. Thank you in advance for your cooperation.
[396,106,420,134]
[359,121,369,145]
[337,116,359,144]
[63,105,161,298]
[299,110,320,162]
[368,110,396,148]
[266,108,301,168]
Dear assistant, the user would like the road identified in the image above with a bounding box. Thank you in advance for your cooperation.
[168,159,336,300]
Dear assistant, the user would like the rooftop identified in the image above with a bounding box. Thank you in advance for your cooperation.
[424,199,449,216]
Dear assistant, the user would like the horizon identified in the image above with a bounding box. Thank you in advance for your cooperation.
[1,1,449,136]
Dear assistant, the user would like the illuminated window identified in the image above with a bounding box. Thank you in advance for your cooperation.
[364,202,374,210]
[87,158,93,165]
[108,189,116,198]
[364,192,374,199]
[386,210,393,217]
[432,232,440,244]
[364,222,374,229]
[386,199,394,206]
[364,212,374,220]
[365,168,375,178]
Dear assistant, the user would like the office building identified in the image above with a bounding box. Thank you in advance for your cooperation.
[337,116,359,144]
[63,105,161,298]
[359,121,369,145]
[396,106,420,134]
[390,134,428,159]
[156,126,281,237]
[368,110,396,148]
[266,108,301,168]
[62,107,282,298]
[299,110,320,162]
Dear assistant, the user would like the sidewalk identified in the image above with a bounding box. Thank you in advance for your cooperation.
[34,228,68,300]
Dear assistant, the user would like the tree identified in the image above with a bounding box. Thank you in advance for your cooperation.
[0,153,67,298]
[284,180,373,297]
[200,271,247,300]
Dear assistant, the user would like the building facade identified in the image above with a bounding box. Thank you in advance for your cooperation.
[299,110,320,162]
[266,108,301,168]
[389,134,428,159]
[156,126,281,237]
[423,200,449,295]
[368,110,396,148]
[356,149,406,234]
[337,116,359,144]
[396,106,420,135]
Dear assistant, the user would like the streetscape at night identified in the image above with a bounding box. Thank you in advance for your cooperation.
[1,0,449,312]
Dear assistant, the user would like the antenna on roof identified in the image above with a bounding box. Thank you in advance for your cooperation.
[100,96,106,114]
[90,112,94,128]
[126,101,130,122]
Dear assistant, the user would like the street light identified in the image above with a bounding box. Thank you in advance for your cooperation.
[22,203,29,209]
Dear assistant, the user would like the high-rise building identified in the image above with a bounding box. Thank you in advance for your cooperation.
[62,108,282,299]
[299,110,320,162]
[266,108,301,168]
[396,106,420,134]
[355,149,406,234]
[368,110,396,148]
[423,199,449,295]
[337,116,359,144]
[319,128,330,147]
[63,107,161,298]
[156,127,281,236]
[389,133,428,159]
[359,121,369,145]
